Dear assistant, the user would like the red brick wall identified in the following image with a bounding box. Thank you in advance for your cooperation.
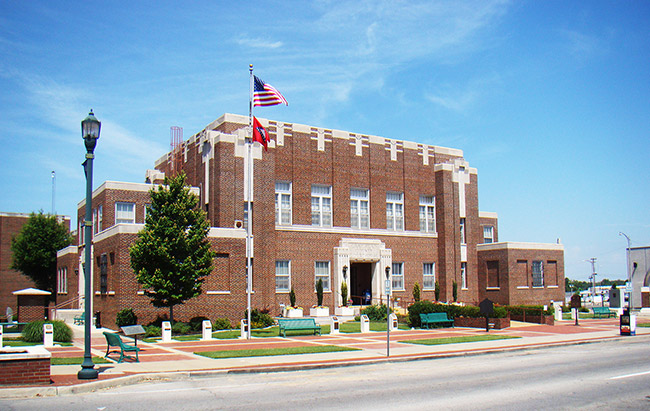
[0,214,36,316]
[0,358,50,386]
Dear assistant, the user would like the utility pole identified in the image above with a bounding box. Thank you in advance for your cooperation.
[588,258,597,306]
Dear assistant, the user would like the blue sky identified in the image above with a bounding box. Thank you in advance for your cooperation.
[1,1,648,281]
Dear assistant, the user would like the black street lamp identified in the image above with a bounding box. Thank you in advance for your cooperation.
[78,110,100,380]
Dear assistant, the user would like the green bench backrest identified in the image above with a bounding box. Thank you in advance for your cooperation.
[279,319,317,328]
[428,313,451,320]
[594,307,610,312]
[104,331,123,346]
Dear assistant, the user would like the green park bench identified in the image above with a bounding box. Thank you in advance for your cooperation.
[74,312,85,325]
[420,312,454,329]
[277,318,321,337]
[592,306,616,318]
[103,331,141,363]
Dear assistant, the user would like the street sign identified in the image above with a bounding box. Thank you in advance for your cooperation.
[385,279,391,293]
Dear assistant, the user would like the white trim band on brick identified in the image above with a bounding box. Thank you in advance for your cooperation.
[479,211,498,219]
[57,245,78,258]
[477,242,564,251]
[206,291,231,295]
[276,224,437,238]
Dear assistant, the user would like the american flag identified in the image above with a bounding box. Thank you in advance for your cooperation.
[253,75,288,107]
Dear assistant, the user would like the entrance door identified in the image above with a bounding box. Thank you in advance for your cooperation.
[350,263,372,305]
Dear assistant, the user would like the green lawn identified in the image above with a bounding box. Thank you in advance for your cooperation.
[50,356,111,365]
[2,339,73,347]
[195,344,359,359]
[144,321,411,342]
[402,335,521,346]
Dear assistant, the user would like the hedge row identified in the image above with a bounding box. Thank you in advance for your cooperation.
[407,301,555,328]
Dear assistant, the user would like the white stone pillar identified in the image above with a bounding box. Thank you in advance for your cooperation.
[161,321,172,343]
[201,320,212,341]
[43,323,54,347]
[360,315,370,333]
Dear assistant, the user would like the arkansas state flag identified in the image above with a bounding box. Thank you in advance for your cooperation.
[253,116,268,151]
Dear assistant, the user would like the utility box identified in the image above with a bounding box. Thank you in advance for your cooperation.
[553,302,563,322]
[43,323,54,347]
[330,316,340,334]
[389,313,398,331]
[201,320,212,341]
[360,314,370,333]
[240,319,248,339]
[620,309,636,336]
[161,321,172,342]
[609,288,623,308]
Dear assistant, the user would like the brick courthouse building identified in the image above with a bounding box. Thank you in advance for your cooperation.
[55,113,564,326]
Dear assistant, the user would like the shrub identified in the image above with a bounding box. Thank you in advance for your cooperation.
[434,281,440,301]
[246,308,274,329]
[341,282,348,306]
[289,288,296,307]
[413,282,421,302]
[213,317,232,330]
[316,278,324,306]
[116,308,138,327]
[361,304,392,321]
[22,320,72,343]
[452,281,458,302]
[172,321,192,335]
[407,301,508,328]
[144,325,161,337]
[189,316,210,332]
[147,314,169,327]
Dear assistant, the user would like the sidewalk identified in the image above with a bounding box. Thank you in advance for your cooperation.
[2,318,648,398]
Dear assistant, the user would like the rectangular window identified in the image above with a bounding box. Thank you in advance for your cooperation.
[314,261,331,292]
[311,185,332,227]
[483,226,494,243]
[243,202,253,230]
[532,260,544,287]
[143,204,150,222]
[386,192,404,231]
[79,216,84,245]
[487,260,499,288]
[419,196,436,233]
[92,208,98,235]
[423,263,435,290]
[275,182,292,225]
[99,254,108,294]
[275,260,291,292]
[460,218,467,244]
[57,267,67,294]
[115,202,135,224]
[392,262,404,290]
[461,262,467,289]
[97,205,102,232]
[350,189,369,229]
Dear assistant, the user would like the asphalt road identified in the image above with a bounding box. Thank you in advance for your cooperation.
[2,337,650,410]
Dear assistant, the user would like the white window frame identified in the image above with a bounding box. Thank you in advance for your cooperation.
[115,202,135,224]
[350,188,369,229]
[275,181,292,225]
[314,261,331,292]
[461,262,467,289]
[423,263,435,290]
[483,226,494,243]
[275,260,291,292]
[392,262,405,291]
[386,192,404,231]
[311,185,332,227]
[532,260,544,287]
[419,196,436,233]
[97,205,102,233]
[79,216,84,245]
[57,267,67,294]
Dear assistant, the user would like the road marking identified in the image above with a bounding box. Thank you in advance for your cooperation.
[610,370,650,380]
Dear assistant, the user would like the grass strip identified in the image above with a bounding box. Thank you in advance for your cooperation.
[401,335,521,346]
[3,340,73,347]
[51,356,111,365]
[195,344,359,359]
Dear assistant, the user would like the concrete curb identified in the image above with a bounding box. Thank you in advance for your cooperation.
[3,333,648,399]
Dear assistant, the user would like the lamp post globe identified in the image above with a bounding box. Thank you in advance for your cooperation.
[78,110,100,380]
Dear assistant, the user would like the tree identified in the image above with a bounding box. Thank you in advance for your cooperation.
[130,173,214,322]
[412,282,421,302]
[11,211,73,302]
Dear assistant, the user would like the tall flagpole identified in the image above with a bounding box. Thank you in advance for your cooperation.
[246,64,254,339]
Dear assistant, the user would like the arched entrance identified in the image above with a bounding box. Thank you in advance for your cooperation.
[350,262,372,305]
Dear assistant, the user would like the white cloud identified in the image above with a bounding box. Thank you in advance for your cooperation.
[237,37,283,49]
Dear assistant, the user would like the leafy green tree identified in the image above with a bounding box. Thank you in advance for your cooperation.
[11,212,73,302]
[130,173,214,322]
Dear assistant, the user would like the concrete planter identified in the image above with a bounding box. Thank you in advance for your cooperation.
[335,306,355,317]
[284,308,303,318]
[309,307,329,317]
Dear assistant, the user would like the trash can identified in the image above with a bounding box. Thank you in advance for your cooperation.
[620,308,636,336]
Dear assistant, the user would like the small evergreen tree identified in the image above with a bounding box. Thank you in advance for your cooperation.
[452,280,458,302]
[130,173,214,322]
[434,281,441,301]
[11,211,73,302]
[341,282,348,307]
[412,282,421,302]
[289,288,296,307]
[316,278,324,307]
